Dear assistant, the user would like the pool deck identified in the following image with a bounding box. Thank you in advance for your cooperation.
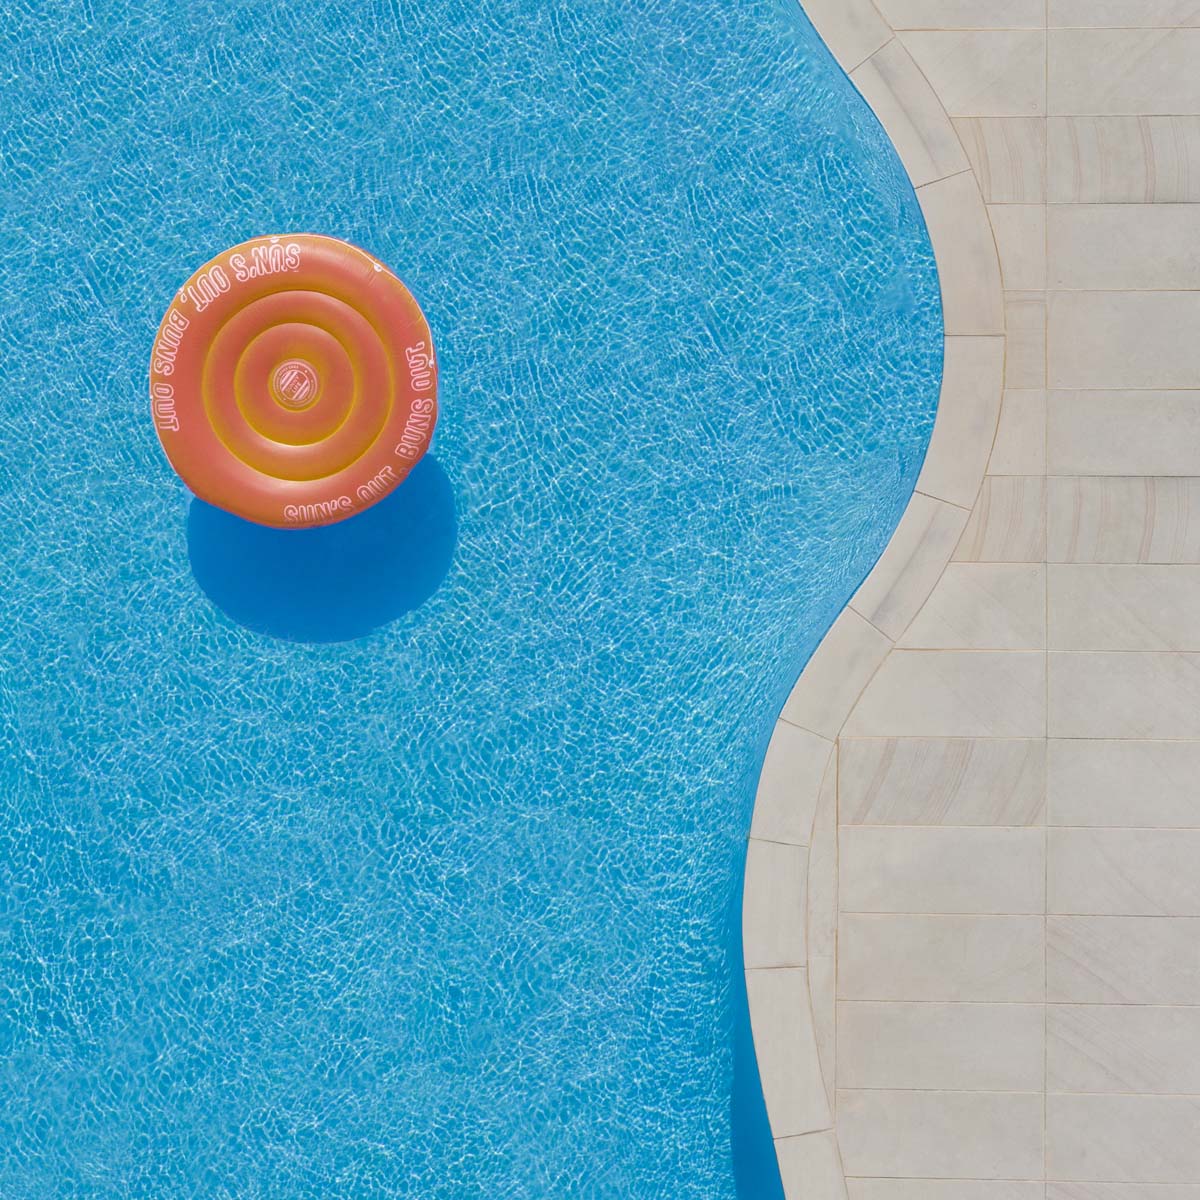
[746,3,1200,1195]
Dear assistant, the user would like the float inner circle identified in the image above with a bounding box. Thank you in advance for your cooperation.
[202,289,394,482]
[234,322,356,448]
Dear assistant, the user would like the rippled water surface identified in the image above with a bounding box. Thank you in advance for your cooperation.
[0,1,940,1196]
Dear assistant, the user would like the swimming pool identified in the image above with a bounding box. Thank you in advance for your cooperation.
[0,1,940,1196]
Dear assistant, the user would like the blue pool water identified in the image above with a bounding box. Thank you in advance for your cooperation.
[0,2,941,1196]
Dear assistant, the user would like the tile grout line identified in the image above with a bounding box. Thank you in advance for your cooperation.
[1042,5,1050,1187]
[836,1086,1200,1096]
[833,738,840,1123]
[838,909,1200,917]
[838,998,1200,1007]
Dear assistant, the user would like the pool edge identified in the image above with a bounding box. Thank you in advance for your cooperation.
[741,5,1007,1196]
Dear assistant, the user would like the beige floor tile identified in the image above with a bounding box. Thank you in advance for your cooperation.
[854,1184,1043,1200]
[1004,293,1047,390]
[915,337,1004,506]
[954,476,1047,562]
[898,563,1045,649]
[808,754,838,960]
[902,31,1046,117]
[1050,0,1200,25]
[1048,914,1200,1003]
[1048,116,1200,203]
[918,176,1006,335]
[991,206,1047,291]
[876,0,1046,26]
[751,721,832,846]
[1050,650,1200,738]
[1050,1187,1200,1200]
[1050,828,1200,915]
[955,117,1047,203]
[839,737,1046,826]
[1048,391,1200,477]
[841,825,1045,913]
[1050,205,1200,290]
[1048,1093,1200,1183]
[851,40,970,189]
[1049,292,1200,390]
[799,0,890,71]
[743,839,808,968]
[1048,738,1200,827]
[809,952,837,1110]
[782,610,893,739]
[990,390,1046,476]
[1049,564,1200,650]
[838,1000,1045,1090]
[1049,1004,1200,1094]
[1049,477,1200,563]
[745,967,831,1137]
[840,913,1045,1000]
[1050,28,1200,114]
[851,492,971,640]
[776,1130,847,1200]
[839,1089,1044,1180]
[845,650,1046,738]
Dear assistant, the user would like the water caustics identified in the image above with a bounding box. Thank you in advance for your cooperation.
[0,1,940,1196]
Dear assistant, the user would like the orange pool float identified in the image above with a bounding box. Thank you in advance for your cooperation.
[149,234,437,528]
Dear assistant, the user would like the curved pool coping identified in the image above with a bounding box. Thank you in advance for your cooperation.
[742,3,1007,1194]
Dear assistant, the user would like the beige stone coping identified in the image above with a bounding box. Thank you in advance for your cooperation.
[741,3,1005,1196]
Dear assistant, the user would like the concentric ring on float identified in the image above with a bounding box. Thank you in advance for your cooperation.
[234,324,353,446]
[203,291,390,480]
[149,234,438,528]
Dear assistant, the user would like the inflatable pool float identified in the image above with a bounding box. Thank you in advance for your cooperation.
[149,234,437,528]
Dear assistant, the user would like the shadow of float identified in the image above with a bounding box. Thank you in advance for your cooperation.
[187,455,456,642]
